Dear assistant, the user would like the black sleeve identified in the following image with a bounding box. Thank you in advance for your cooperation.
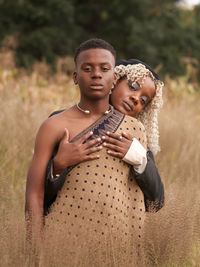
[133,150,164,212]
[43,109,67,215]
[44,159,71,216]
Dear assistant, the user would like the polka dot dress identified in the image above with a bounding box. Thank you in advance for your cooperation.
[45,115,147,263]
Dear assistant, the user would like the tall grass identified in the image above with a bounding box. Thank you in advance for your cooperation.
[0,51,200,266]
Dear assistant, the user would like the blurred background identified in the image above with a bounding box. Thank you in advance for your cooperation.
[0,0,200,266]
[0,0,199,79]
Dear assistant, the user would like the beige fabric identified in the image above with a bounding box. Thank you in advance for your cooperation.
[45,114,147,265]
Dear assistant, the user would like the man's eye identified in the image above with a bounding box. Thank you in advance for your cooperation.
[102,67,110,71]
[83,67,91,71]
[128,82,137,90]
[141,96,147,105]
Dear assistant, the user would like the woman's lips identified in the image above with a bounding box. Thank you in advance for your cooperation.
[122,101,133,111]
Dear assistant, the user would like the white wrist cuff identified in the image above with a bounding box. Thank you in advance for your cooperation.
[123,138,147,174]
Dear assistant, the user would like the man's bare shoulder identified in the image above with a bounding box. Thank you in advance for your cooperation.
[40,108,72,138]
[39,106,79,142]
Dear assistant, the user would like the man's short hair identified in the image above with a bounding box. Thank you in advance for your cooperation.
[74,38,116,64]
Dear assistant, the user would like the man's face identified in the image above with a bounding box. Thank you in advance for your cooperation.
[73,48,116,100]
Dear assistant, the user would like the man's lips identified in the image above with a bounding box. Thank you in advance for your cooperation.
[122,101,133,111]
[89,84,104,89]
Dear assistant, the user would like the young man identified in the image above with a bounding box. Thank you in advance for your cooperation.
[26,39,147,262]
[25,39,116,229]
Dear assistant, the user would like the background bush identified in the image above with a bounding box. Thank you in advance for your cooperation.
[0,0,200,80]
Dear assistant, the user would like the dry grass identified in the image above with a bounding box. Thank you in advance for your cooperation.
[0,51,200,266]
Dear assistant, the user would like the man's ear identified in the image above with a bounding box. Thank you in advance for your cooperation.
[73,71,78,85]
[113,72,117,86]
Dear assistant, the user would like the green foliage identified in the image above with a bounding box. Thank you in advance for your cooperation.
[0,0,77,67]
[72,0,195,78]
[0,0,200,79]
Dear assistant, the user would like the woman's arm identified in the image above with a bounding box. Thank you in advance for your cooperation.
[133,150,164,212]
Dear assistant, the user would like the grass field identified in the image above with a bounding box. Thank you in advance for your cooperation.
[0,51,200,266]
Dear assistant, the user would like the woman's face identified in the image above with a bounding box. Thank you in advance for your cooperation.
[110,76,156,117]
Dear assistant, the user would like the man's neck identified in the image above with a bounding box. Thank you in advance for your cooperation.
[78,98,110,116]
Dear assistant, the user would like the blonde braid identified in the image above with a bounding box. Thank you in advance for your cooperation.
[114,64,164,155]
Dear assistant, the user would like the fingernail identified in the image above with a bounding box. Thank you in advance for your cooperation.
[103,142,106,146]
[90,131,93,134]
[97,138,101,141]
[102,136,105,139]
[106,131,110,134]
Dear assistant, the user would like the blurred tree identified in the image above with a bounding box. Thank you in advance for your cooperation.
[0,0,199,79]
[191,5,200,79]
[73,0,193,77]
[0,0,77,67]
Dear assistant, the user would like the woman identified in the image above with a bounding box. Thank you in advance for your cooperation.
[108,59,164,211]
[44,59,164,213]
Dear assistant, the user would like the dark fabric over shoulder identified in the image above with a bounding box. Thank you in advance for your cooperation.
[49,109,65,117]
[133,150,164,212]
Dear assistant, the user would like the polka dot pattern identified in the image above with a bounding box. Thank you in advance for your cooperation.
[45,115,146,253]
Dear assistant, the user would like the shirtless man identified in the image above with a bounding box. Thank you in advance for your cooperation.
[25,38,118,231]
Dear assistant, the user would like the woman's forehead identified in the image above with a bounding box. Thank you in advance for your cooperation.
[128,73,154,85]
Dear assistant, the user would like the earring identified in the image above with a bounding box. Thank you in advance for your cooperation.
[109,84,114,95]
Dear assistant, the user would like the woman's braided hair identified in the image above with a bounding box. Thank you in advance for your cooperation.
[115,59,164,155]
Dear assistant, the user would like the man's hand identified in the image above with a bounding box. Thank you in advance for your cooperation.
[53,128,102,174]
[102,131,133,159]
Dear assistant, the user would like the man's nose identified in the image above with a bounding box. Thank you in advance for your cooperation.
[91,68,102,78]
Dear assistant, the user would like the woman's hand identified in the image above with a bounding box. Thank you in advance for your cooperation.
[53,128,102,174]
[102,131,133,159]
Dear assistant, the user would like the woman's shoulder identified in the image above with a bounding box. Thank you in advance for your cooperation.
[122,115,147,148]
[123,115,145,131]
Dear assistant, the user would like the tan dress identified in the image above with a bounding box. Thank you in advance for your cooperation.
[44,109,147,266]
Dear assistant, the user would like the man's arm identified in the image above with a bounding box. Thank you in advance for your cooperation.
[25,119,59,235]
